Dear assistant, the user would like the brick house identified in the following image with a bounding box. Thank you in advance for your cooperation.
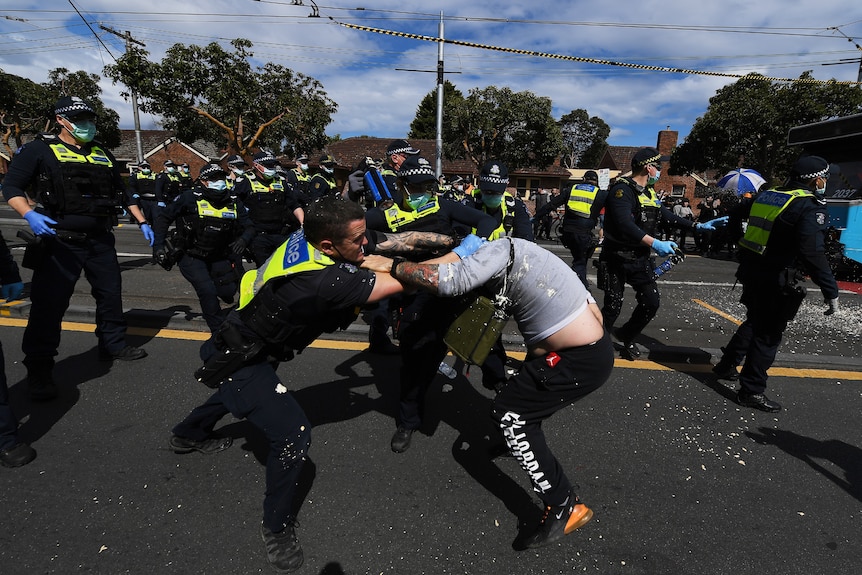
[113,130,222,178]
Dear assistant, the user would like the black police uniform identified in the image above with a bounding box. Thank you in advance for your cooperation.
[285,167,311,206]
[153,185,255,332]
[715,182,838,399]
[1,133,144,387]
[598,176,697,349]
[534,182,608,287]
[307,170,338,201]
[126,169,160,224]
[233,174,302,267]
[365,198,496,433]
[0,232,27,454]
[172,233,378,536]
[154,168,182,205]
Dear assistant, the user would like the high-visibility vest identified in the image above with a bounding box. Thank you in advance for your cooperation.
[566,183,600,218]
[738,189,812,255]
[382,196,441,232]
[238,229,334,309]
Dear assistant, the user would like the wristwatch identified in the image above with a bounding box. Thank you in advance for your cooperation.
[137,220,149,228]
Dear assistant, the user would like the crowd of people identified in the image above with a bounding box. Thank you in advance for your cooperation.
[0,95,842,573]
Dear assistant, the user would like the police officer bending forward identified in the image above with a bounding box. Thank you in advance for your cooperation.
[2,96,150,402]
[169,196,455,574]
[153,163,255,333]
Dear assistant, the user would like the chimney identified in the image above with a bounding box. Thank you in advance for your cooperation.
[657,127,678,157]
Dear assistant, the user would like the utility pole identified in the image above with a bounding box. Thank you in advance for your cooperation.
[435,12,444,179]
[99,26,146,163]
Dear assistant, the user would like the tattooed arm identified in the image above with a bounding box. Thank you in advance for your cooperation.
[361,251,460,293]
[368,230,456,257]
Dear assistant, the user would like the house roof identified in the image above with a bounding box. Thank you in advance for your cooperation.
[115,130,223,163]
[599,146,642,172]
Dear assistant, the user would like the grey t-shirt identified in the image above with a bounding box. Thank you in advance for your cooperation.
[438,238,592,345]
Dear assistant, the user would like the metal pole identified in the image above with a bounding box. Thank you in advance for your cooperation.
[435,12,444,179]
[127,32,144,164]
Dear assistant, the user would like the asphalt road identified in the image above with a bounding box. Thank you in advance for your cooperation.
[0,212,861,574]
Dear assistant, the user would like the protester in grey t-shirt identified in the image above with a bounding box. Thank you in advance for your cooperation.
[363,238,614,550]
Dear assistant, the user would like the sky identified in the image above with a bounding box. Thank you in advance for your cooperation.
[1,1,861,151]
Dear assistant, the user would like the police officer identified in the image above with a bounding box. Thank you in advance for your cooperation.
[598,147,725,360]
[2,96,150,400]
[712,155,839,412]
[285,152,311,204]
[365,154,497,453]
[0,231,36,468]
[307,154,338,200]
[126,159,160,226]
[153,163,255,333]
[233,150,304,267]
[169,196,454,574]
[178,162,194,191]
[225,154,250,190]
[155,159,182,206]
[534,170,607,287]
[469,160,534,391]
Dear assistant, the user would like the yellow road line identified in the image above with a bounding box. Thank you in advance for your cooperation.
[2,317,859,379]
[692,298,742,325]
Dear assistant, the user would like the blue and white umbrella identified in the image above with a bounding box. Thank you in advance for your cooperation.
[716,168,766,195]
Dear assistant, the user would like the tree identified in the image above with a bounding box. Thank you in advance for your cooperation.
[558,109,610,169]
[671,72,862,182]
[444,86,563,171]
[0,68,120,155]
[408,81,464,140]
[104,39,337,158]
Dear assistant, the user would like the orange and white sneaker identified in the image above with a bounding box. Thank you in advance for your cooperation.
[522,493,594,549]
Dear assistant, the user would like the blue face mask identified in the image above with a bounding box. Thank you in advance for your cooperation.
[482,193,504,209]
[207,180,227,191]
[323,166,334,174]
[407,193,431,211]
[262,168,277,178]
[65,118,96,143]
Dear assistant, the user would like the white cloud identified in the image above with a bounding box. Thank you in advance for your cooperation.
[1,1,859,148]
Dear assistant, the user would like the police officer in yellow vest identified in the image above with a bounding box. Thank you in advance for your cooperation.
[598,147,725,360]
[233,151,304,267]
[285,152,311,205]
[126,159,161,225]
[2,96,150,401]
[469,160,534,392]
[365,154,497,453]
[712,155,839,412]
[169,196,455,574]
[307,154,338,201]
[155,159,182,206]
[534,170,607,287]
[153,163,255,332]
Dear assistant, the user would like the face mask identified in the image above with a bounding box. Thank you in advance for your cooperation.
[647,170,660,185]
[232,168,244,175]
[181,167,189,174]
[323,166,334,174]
[262,168,277,178]
[141,169,151,175]
[64,118,96,143]
[167,167,176,174]
[299,163,308,171]
[815,180,827,199]
[407,193,431,211]
[207,180,227,191]
[482,194,503,209]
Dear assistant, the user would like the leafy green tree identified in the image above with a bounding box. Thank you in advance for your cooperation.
[0,68,120,154]
[671,72,862,182]
[558,108,610,168]
[408,81,464,140]
[444,86,563,170]
[104,39,336,158]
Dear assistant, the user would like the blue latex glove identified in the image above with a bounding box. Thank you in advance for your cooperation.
[651,239,678,257]
[453,234,487,259]
[1,281,24,302]
[157,202,166,208]
[23,211,57,235]
[696,216,729,231]
[140,223,155,247]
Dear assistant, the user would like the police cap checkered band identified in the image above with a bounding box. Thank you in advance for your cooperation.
[226,154,246,166]
[479,160,509,193]
[792,155,829,180]
[253,151,278,165]
[296,153,309,162]
[54,96,96,119]
[386,139,420,156]
[397,155,437,183]
[139,160,150,167]
[631,147,668,168]
[319,154,336,165]
[164,160,176,167]
[198,163,227,180]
